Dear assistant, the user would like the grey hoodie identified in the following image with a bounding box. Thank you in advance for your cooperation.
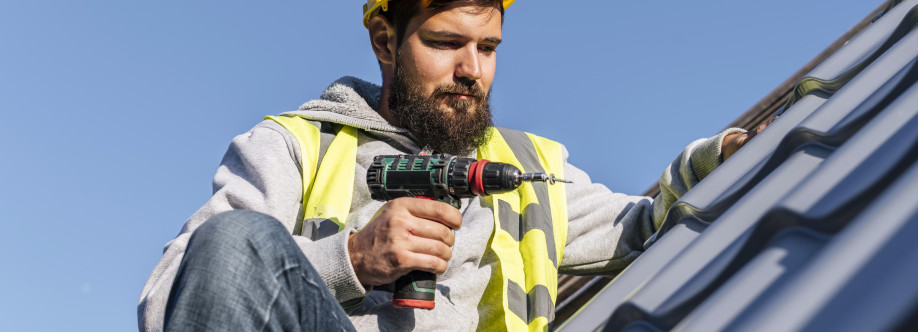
[138,76,742,331]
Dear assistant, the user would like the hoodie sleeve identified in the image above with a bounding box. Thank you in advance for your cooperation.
[559,128,745,276]
[137,120,367,332]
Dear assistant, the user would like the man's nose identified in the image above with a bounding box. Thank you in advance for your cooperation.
[454,45,482,82]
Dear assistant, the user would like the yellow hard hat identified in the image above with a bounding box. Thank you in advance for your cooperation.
[362,0,514,28]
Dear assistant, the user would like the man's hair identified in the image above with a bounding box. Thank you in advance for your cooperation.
[379,0,505,48]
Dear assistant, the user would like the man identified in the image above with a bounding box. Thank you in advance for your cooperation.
[138,0,759,330]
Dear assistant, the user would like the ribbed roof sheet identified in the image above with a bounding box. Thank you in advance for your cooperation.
[557,1,918,330]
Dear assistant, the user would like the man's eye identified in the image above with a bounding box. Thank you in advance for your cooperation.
[429,40,458,48]
[479,46,496,54]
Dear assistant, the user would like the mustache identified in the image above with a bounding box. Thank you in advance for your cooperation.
[432,83,485,101]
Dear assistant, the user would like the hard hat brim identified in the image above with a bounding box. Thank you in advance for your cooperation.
[362,0,514,28]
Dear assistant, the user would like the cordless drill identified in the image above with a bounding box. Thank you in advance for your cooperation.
[366,154,569,310]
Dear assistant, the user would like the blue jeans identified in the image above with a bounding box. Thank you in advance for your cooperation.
[164,210,356,331]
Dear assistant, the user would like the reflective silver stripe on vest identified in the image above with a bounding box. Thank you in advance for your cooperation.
[498,200,521,241]
[507,280,556,324]
[300,218,341,241]
[495,127,558,267]
[314,121,339,168]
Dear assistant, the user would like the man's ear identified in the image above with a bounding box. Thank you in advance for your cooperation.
[368,15,397,65]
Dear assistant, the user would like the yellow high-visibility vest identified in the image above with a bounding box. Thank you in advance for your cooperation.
[266,114,569,331]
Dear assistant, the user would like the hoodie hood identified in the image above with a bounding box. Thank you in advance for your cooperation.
[283,76,408,134]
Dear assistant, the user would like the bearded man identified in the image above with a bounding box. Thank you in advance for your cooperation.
[138,0,758,331]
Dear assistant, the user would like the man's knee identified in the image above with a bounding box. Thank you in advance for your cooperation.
[187,210,289,256]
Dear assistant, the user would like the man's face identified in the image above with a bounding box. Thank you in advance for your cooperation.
[388,3,503,155]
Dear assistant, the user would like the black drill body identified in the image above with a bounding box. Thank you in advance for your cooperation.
[367,154,523,208]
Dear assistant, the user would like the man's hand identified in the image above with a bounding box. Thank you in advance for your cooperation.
[722,119,773,161]
[348,197,462,286]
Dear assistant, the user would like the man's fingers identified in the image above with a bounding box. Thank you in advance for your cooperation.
[745,123,768,143]
[742,130,755,143]
[407,237,452,261]
[403,216,455,246]
[400,251,449,275]
[395,197,462,230]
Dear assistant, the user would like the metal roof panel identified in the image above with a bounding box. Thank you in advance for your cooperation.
[557,1,918,330]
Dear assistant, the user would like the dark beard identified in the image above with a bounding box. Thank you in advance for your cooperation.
[388,61,493,156]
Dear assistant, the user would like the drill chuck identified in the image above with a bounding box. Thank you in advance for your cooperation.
[467,160,521,196]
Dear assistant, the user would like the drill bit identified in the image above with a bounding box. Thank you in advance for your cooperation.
[519,173,572,185]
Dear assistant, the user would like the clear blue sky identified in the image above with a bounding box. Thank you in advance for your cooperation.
[0,1,883,330]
